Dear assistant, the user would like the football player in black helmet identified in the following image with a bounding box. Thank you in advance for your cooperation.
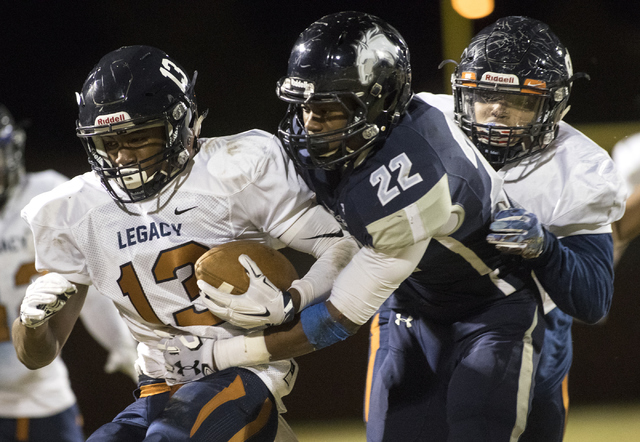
[0,104,25,209]
[451,16,581,168]
[76,45,202,203]
[201,11,552,442]
[15,43,360,441]
[419,16,624,442]
[277,11,412,170]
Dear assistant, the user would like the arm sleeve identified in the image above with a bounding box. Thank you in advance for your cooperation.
[330,240,430,325]
[528,231,613,324]
[279,205,360,311]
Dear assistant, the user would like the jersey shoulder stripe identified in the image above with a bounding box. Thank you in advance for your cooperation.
[366,174,451,249]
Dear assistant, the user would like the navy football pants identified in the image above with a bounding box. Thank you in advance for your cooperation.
[0,404,84,442]
[521,307,573,442]
[88,367,278,442]
[365,292,544,442]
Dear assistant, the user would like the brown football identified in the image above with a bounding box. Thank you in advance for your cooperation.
[195,240,299,295]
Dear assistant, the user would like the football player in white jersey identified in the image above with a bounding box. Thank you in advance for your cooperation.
[417,16,625,441]
[12,46,357,441]
[611,134,640,262]
[0,104,137,441]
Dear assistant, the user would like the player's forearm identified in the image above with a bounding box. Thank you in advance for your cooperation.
[213,300,360,370]
[265,300,359,359]
[528,232,613,324]
[264,317,316,359]
[13,284,87,369]
[12,318,61,369]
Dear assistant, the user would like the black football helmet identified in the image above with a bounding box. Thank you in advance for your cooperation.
[0,104,25,209]
[452,16,582,167]
[76,45,202,203]
[277,11,412,170]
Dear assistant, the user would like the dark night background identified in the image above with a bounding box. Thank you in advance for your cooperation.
[5,0,640,435]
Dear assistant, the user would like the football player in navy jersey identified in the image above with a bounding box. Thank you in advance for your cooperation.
[198,11,549,441]
[417,16,625,441]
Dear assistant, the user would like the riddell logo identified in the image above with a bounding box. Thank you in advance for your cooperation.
[289,78,311,89]
[95,112,131,126]
[481,72,519,85]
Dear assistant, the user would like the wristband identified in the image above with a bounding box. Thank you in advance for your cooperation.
[214,332,271,371]
[300,302,352,350]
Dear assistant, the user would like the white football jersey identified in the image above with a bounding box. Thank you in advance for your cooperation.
[2,170,137,418]
[0,170,76,417]
[417,93,626,312]
[22,129,318,411]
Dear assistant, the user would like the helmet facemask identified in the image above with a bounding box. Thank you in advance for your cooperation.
[277,82,380,170]
[455,83,564,167]
[77,99,195,203]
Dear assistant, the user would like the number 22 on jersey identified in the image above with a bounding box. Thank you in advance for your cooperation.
[370,153,423,206]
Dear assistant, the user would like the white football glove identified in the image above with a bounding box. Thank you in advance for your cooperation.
[156,331,216,385]
[199,254,294,329]
[20,273,77,329]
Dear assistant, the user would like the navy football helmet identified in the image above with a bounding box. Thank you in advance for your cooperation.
[277,11,412,170]
[76,45,202,203]
[0,104,25,209]
[452,16,583,167]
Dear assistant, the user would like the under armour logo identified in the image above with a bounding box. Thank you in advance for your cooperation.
[395,313,413,327]
[174,360,202,376]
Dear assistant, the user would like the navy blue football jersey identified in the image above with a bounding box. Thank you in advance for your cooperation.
[303,98,537,319]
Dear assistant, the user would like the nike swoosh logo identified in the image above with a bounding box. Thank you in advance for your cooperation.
[174,206,198,215]
[303,230,344,240]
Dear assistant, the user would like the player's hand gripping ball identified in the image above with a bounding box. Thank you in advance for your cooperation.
[196,241,299,329]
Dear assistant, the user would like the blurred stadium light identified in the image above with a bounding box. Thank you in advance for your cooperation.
[452,0,494,19]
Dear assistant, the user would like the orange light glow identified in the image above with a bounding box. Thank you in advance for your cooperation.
[451,0,494,19]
